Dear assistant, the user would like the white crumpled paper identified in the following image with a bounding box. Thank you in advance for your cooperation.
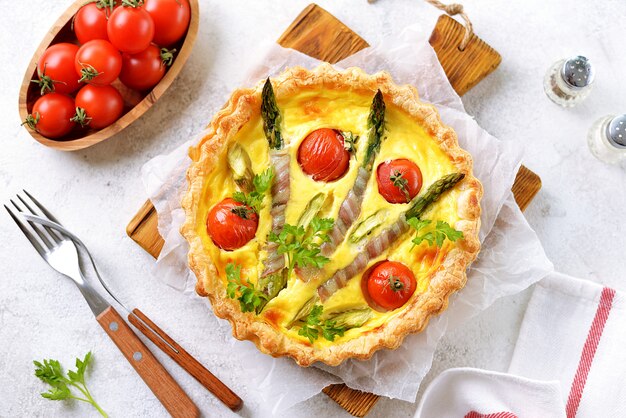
[141,25,554,414]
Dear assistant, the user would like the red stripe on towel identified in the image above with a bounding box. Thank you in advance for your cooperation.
[565,287,616,418]
[464,411,517,418]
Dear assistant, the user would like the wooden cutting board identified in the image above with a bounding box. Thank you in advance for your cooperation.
[127,4,542,416]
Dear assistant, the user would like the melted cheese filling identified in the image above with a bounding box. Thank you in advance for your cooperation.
[196,86,459,346]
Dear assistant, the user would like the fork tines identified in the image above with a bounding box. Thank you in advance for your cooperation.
[5,191,63,257]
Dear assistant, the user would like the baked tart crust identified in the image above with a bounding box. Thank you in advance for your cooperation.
[181,64,483,366]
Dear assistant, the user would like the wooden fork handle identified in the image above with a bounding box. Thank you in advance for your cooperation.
[96,306,199,418]
[128,308,244,412]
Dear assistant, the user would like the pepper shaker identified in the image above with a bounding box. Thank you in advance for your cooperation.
[544,55,595,107]
[587,114,626,164]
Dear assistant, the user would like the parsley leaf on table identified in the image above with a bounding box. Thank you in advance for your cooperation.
[226,262,267,313]
[268,217,334,278]
[233,167,274,213]
[34,352,107,417]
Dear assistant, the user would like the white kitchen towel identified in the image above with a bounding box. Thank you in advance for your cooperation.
[414,367,565,418]
[509,272,625,418]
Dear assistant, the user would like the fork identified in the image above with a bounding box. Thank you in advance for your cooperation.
[5,192,200,418]
[9,191,243,412]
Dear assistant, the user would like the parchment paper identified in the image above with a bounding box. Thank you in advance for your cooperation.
[141,25,554,414]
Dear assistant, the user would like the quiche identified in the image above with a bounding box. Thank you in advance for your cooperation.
[181,64,482,366]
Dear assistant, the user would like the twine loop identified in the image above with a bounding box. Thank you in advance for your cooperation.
[425,0,473,50]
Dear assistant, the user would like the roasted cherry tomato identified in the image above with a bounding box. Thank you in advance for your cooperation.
[74,84,124,130]
[35,43,81,95]
[73,2,117,44]
[144,0,191,46]
[75,40,122,86]
[365,261,417,311]
[119,44,170,90]
[297,128,350,182]
[207,198,258,251]
[376,159,423,204]
[23,93,75,139]
[107,4,155,54]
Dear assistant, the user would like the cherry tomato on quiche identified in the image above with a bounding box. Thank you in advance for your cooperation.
[365,260,417,311]
[107,3,155,54]
[297,128,350,182]
[23,93,76,139]
[73,1,117,44]
[376,159,423,204]
[75,40,122,86]
[73,84,124,130]
[207,198,258,251]
[119,44,172,90]
[35,43,81,95]
[144,0,191,46]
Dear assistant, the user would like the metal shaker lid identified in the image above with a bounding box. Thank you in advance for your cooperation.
[561,56,595,89]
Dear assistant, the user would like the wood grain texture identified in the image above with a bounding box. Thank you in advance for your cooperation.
[277,3,369,63]
[18,0,199,151]
[126,4,541,417]
[128,308,244,412]
[429,15,502,96]
[96,306,199,418]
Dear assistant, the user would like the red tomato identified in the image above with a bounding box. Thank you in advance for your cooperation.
[73,2,116,44]
[107,5,154,54]
[206,198,258,251]
[36,43,81,95]
[144,0,191,46]
[75,40,122,86]
[74,84,124,130]
[365,261,417,311]
[23,93,75,139]
[376,159,423,204]
[297,128,350,182]
[119,44,168,90]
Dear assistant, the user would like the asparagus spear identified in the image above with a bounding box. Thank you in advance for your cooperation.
[348,209,389,243]
[298,193,326,229]
[317,172,465,301]
[326,308,373,329]
[261,78,282,150]
[256,269,288,313]
[363,89,386,169]
[227,143,254,192]
[405,173,465,220]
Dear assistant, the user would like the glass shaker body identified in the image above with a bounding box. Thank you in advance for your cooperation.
[544,56,594,107]
[587,114,626,164]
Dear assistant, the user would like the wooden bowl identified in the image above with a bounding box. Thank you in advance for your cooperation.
[18,0,199,151]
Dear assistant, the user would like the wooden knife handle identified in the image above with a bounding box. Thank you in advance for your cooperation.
[96,306,199,418]
[128,308,243,412]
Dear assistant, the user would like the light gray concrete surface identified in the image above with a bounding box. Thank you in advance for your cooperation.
[1,1,625,417]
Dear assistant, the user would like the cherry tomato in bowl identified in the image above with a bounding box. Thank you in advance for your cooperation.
[73,1,117,44]
[120,44,174,90]
[377,159,423,204]
[35,43,81,95]
[363,260,417,311]
[73,84,124,130]
[297,128,350,182]
[144,0,191,46]
[107,3,155,54]
[23,93,76,139]
[207,198,258,251]
[75,40,122,86]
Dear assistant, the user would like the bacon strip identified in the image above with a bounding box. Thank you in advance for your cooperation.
[261,150,290,277]
[317,216,410,301]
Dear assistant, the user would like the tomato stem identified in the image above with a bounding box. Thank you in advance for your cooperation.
[70,107,92,127]
[388,275,405,292]
[21,112,40,132]
[121,0,143,7]
[30,64,66,96]
[77,62,102,83]
[160,48,177,67]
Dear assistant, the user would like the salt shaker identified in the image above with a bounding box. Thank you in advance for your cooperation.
[544,55,595,107]
[587,114,626,164]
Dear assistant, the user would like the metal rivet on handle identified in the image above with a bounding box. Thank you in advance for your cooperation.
[133,352,142,361]
[109,322,119,332]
